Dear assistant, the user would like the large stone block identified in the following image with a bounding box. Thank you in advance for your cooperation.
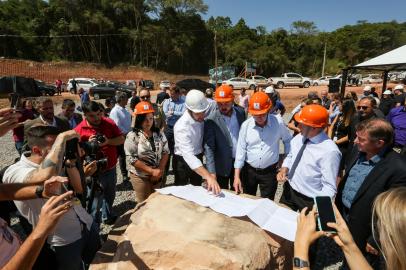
[90,192,293,270]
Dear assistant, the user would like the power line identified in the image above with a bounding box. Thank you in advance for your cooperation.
[0,29,209,38]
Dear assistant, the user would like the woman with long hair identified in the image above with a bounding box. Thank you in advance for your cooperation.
[293,187,406,270]
[124,101,169,202]
[328,98,356,179]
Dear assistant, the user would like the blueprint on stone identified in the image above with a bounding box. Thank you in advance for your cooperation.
[157,185,298,241]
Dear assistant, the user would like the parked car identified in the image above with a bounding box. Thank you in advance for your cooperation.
[222,77,257,90]
[268,73,311,89]
[159,80,171,89]
[176,79,215,92]
[361,74,383,84]
[35,80,56,96]
[67,78,98,93]
[89,82,135,100]
[249,75,270,87]
[312,76,333,86]
[144,80,154,90]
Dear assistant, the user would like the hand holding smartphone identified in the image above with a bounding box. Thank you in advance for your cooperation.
[314,196,337,233]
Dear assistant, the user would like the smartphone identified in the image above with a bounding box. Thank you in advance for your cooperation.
[314,196,337,233]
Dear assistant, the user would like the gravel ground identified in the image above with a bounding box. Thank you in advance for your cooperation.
[0,109,342,269]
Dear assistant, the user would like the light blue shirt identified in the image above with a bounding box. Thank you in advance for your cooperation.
[234,114,292,169]
[342,154,381,208]
[282,132,341,198]
[109,104,132,134]
[162,97,186,127]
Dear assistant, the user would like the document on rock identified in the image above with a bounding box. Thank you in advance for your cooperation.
[157,185,298,241]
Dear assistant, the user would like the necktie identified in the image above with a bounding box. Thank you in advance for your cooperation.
[288,138,309,180]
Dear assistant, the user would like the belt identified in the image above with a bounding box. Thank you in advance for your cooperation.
[245,162,278,174]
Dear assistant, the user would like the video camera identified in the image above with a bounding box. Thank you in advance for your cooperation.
[65,134,108,174]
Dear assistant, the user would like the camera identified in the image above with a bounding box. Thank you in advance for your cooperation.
[65,135,108,173]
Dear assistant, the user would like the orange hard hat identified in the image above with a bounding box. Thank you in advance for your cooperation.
[248,91,272,115]
[134,101,155,115]
[214,85,234,102]
[294,104,328,128]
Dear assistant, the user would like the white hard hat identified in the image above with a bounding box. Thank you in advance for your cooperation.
[185,89,209,113]
[383,90,392,95]
[265,86,275,94]
[394,84,404,91]
[363,85,371,92]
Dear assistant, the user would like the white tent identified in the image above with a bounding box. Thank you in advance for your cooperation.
[355,45,406,71]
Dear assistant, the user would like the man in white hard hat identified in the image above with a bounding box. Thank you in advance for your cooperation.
[265,86,285,116]
[174,89,221,194]
[360,85,372,98]
[393,84,405,107]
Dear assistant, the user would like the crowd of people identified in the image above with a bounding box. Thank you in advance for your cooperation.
[0,80,406,270]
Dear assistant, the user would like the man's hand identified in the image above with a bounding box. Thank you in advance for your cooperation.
[84,161,97,176]
[233,176,243,194]
[60,130,79,141]
[0,108,21,137]
[365,243,379,256]
[205,174,221,195]
[33,191,73,238]
[43,176,69,198]
[276,167,288,182]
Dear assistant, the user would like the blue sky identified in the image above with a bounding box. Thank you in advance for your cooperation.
[202,0,406,32]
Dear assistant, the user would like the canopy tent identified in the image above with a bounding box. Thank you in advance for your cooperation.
[354,45,406,71]
[340,44,406,94]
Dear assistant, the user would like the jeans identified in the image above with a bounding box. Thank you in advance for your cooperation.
[90,167,117,223]
[52,222,101,270]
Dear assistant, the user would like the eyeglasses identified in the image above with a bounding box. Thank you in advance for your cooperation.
[140,95,150,100]
[357,106,370,110]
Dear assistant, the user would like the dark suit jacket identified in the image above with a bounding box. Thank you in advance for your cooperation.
[336,147,406,251]
[24,116,71,135]
[204,105,246,177]
[57,113,83,128]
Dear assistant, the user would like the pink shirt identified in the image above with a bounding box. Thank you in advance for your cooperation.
[239,94,250,111]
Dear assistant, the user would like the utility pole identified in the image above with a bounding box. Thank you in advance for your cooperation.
[214,30,218,86]
[321,42,327,77]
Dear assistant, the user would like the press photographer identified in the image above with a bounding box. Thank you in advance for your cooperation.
[2,125,101,270]
[74,101,125,225]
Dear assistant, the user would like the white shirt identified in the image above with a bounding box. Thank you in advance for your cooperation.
[221,112,239,158]
[234,114,292,169]
[3,153,93,246]
[39,115,57,127]
[109,104,132,134]
[282,132,341,198]
[174,111,204,170]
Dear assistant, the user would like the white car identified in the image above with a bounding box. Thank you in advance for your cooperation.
[361,74,383,84]
[222,77,257,90]
[159,80,171,89]
[312,76,333,86]
[249,75,270,87]
[67,78,98,93]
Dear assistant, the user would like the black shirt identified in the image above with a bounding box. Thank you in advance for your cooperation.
[156,92,170,105]
[394,93,405,105]
[130,96,141,111]
[379,97,395,116]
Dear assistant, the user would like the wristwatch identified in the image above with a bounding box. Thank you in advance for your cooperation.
[293,257,309,268]
[35,185,44,198]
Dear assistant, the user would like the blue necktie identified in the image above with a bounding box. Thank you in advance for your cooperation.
[288,138,309,180]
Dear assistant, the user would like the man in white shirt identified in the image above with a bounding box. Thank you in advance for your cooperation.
[3,126,100,270]
[109,92,132,182]
[277,104,341,211]
[233,91,292,199]
[174,90,221,194]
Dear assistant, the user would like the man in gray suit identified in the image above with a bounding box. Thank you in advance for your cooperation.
[204,85,246,190]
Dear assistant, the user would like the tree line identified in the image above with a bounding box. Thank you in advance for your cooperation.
[0,0,405,76]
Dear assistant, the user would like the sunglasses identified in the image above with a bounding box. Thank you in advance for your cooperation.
[140,95,150,100]
[357,106,370,110]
